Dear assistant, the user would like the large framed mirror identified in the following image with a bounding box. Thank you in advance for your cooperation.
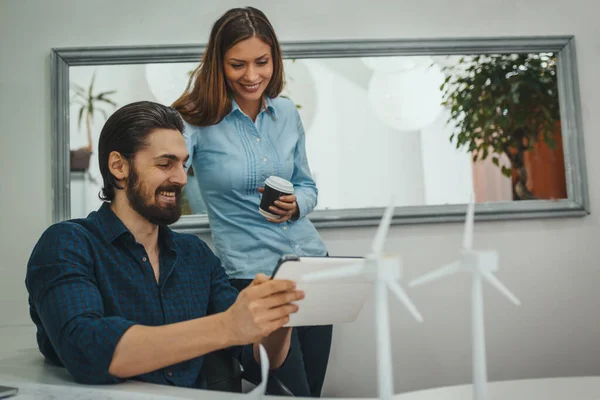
[51,36,589,233]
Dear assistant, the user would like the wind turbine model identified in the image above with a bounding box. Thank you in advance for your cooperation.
[302,202,423,400]
[408,195,521,400]
[247,344,269,399]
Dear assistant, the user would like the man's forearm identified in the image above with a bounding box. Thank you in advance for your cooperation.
[254,327,292,369]
[109,313,233,378]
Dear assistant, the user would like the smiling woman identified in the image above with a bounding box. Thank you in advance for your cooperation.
[170,7,333,397]
[223,36,274,120]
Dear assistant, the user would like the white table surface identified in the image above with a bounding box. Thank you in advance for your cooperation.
[0,326,599,399]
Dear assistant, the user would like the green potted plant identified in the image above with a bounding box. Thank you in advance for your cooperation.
[70,71,118,171]
[439,53,561,200]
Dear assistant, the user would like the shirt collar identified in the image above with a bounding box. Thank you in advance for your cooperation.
[227,96,276,120]
[96,202,130,243]
[264,96,276,115]
[95,202,176,249]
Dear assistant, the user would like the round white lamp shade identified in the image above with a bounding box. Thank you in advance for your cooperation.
[145,62,197,106]
[368,62,446,132]
[362,55,432,73]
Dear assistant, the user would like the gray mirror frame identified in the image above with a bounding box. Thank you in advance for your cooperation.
[51,35,589,233]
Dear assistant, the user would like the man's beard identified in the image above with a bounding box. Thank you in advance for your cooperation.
[126,166,183,226]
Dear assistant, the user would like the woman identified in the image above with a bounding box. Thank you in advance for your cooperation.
[173,7,332,398]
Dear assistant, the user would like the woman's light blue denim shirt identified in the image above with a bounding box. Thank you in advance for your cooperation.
[183,96,328,279]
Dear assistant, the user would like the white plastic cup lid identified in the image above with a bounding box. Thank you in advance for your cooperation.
[265,176,294,194]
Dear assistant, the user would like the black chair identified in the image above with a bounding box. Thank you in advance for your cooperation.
[203,349,294,396]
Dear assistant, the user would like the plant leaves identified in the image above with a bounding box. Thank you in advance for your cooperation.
[440,52,559,181]
[70,70,119,135]
[77,107,84,131]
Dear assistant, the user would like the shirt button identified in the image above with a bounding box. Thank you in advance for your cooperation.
[142,257,147,262]
[167,371,173,377]
[256,138,261,142]
[283,226,288,231]
[263,157,268,162]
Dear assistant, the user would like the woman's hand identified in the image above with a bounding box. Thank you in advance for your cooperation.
[258,188,299,223]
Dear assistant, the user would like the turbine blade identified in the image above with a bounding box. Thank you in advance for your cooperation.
[248,344,269,397]
[387,281,424,322]
[408,261,462,287]
[301,263,364,282]
[463,192,475,250]
[482,271,521,306]
[371,200,395,257]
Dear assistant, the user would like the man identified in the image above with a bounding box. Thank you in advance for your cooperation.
[25,101,303,388]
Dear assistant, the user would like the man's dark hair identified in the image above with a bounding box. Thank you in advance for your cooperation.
[98,101,184,201]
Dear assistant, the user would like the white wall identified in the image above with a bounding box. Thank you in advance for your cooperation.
[1,0,599,397]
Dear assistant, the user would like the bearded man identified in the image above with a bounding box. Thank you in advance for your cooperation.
[25,101,302,389]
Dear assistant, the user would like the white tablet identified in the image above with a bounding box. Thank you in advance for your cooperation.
[272,255,372,327]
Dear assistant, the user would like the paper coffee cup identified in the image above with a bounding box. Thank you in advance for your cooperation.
[259,176,294,219]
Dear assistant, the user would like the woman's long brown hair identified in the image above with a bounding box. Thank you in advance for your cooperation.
[172,7,285,127]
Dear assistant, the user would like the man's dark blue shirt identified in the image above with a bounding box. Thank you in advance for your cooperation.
[25,202,252,387]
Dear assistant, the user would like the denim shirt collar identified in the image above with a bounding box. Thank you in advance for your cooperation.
[227,96,276,120]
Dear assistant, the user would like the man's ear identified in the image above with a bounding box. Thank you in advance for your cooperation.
[108,151,130,182]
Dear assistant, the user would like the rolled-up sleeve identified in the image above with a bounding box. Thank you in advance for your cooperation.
[25,223,136,384]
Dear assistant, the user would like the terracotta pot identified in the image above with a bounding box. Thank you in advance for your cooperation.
[70,148,92,171]
[511,121,566,200]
